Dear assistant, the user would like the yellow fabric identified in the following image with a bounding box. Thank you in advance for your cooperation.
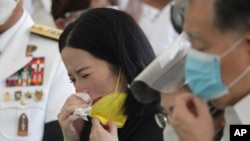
[91,93,127,128]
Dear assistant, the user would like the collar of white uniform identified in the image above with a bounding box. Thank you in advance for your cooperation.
[141,3,161,21]
[225,94,250,124]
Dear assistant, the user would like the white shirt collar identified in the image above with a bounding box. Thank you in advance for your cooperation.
[225,94,250,124]
[139,3,161,23]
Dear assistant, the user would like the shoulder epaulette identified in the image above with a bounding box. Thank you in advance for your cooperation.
[30,24,62,40]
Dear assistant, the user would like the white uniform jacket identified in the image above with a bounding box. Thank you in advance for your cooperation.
[138,2,179,56]
[0,11,75,141]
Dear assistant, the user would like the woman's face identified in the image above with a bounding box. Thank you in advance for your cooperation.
[61,47,118,103]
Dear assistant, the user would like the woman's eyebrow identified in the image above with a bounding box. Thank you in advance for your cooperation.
[76,67,90,74]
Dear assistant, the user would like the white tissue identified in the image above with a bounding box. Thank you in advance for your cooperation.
[74,92,91,101]
[73,92,92,121]
[73,107,92,121]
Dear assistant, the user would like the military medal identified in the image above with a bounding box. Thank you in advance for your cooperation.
[6,57,45,87]
[3,92,11,101]
[18,113,28,136]
[20,99,27,105]
[25,91,32,99]
[26,44,37,57]
[34,90,43,102]
[14,91,22,101]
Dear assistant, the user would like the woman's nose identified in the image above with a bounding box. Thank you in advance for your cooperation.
[74,81,85,93]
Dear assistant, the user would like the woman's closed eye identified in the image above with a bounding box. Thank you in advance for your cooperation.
[81,74,90,79]
[68,73,90,83]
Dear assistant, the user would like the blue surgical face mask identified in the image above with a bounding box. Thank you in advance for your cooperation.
[185,37,248,100]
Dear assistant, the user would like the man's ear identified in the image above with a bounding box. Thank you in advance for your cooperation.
[245,33,250,69]
[245,33,250,54]
[55,18,66,30]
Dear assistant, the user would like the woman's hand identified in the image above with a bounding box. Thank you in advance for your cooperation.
[170,93,215,141]
[57,94,90,141]
[89,118,118,141]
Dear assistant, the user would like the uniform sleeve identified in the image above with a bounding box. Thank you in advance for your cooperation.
[44,58,75,123]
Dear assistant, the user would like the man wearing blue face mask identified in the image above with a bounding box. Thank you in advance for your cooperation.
[130,0,250,141]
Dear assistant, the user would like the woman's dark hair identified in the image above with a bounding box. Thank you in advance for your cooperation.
[59,8,160,117]
[213,0,250,34]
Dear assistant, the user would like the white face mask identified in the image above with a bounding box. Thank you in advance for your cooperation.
[0,0,18,25]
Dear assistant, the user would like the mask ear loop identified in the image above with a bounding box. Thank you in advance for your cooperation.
[221,37,244,58]
[220,37,250,88]
[228,66,250,88]
[95,68,126,124]
[106,68,122,108]
[114,68,121,93]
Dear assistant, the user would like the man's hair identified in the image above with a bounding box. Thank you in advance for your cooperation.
[213,0,250,34]
[51,0,90,20]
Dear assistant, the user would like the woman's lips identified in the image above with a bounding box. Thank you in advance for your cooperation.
[92,97,102,105]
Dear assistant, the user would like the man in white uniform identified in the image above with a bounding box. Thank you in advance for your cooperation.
[124,0,184,56]
[137,0,182,56]
[0,0,75,140]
